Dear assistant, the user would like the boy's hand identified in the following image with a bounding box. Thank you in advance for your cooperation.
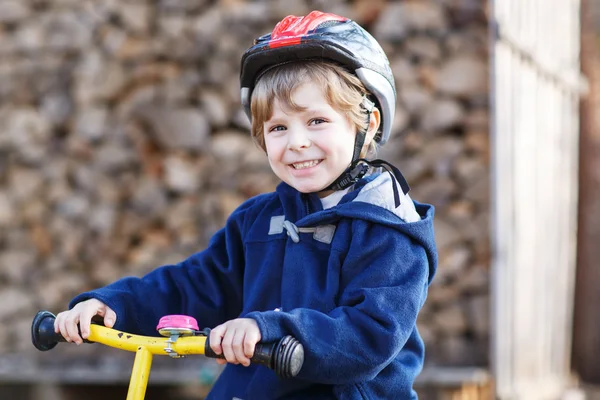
[209,318,261,367]
[54,299,117,345]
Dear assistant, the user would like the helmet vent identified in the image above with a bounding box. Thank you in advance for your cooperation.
[315,20,344,30]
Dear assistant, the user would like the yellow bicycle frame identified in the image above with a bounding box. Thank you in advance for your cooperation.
[87,324,208,400]
[33,310,303,398]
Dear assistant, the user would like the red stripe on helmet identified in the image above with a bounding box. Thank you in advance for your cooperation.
[271,11,348,40]
[268,36,302,49]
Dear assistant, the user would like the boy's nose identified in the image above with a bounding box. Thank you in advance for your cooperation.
[287,128,311,151]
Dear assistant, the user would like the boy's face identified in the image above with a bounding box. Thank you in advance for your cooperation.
[263,82,358,196]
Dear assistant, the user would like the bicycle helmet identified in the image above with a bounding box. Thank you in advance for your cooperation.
[240,11,396,146]
[240,11,409,197]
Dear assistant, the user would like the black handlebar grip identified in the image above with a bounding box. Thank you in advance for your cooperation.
[32,311,65,351]
[204,334,304,379]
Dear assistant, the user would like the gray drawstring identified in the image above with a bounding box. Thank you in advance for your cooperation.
[283,220,300,243]
[270,216,335,244]
[283,220,317,243]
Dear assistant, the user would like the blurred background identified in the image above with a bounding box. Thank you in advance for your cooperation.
[0,0,598,399]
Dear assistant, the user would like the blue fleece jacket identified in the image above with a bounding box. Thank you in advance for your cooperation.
[70,172,437,399]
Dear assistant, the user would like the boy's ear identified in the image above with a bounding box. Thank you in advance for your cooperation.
[365,107,381,146]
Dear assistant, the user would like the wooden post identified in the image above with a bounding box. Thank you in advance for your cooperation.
[572,0,600,384]
[491,0,583,397]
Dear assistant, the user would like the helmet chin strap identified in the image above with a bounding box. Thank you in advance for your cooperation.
[319,98,410,208]
[322,156,411,208]
[320,96,374,192]
[322,130,368,192]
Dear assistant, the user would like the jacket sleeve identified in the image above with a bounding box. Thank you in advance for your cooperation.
[246,221,431,384]
[69,197,257,336]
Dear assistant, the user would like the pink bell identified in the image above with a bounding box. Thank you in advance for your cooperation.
[156,315,199,337]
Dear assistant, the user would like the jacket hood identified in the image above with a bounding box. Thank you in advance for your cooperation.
[276,172,438,284]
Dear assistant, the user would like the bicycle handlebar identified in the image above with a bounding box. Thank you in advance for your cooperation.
[31,311,304,379]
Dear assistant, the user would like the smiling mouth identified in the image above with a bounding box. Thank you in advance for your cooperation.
[291,160,322,170]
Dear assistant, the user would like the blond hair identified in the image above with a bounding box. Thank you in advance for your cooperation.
[250,60,377,156]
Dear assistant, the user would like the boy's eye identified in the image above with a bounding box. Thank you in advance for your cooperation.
[268,125,286,132]
[309,118,326,125]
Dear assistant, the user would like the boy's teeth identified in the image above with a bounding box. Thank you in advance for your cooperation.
[293,160,319,169]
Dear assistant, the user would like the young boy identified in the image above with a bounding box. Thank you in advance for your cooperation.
[54,11,437,399]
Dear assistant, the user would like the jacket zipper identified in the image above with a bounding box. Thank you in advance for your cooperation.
[301,193,310,215]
